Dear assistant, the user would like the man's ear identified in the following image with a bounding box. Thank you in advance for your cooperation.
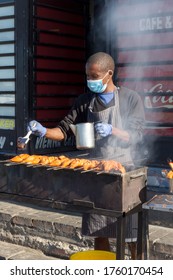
[108,70,113,77]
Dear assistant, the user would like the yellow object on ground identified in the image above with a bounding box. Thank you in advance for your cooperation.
[70,250,116,260]
[167,170,173,179]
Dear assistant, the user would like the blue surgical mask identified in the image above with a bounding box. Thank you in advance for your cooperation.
[87,72,109,93]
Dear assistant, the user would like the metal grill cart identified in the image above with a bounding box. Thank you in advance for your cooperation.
[142,191,173,259]
[0,159,147,260]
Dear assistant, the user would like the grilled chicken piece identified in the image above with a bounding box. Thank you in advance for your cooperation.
[80,160,90,170]
[98,160,125,173]
[10,154,30,162]
[82,160,100,170]
[22,155,42,164]
[60,158,77,168]
[19,154,30,160]
[117,163,126,174]
[48,156,69,167]
[58,155,67,160]
[102,160,118,172]
[39,156,48,165]
[68,158,87,169]
[48,159,62,167]
[39,156,57,165]
[48,156,58,163]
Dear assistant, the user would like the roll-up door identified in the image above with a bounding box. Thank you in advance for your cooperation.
[31,0,87,128]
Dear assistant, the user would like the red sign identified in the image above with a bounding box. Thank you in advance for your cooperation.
[115,0,173,137]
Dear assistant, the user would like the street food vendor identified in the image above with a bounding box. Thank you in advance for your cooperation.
[28,52,145,259]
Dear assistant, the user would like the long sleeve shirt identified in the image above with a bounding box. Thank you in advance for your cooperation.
[57,86,145,148]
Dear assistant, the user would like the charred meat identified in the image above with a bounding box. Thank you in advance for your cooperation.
[9,154,126,173]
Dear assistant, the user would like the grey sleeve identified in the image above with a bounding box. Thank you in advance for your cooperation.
[119,89,145,147]
[125,93,145,146]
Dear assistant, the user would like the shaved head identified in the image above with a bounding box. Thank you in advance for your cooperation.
[86,52,115,73]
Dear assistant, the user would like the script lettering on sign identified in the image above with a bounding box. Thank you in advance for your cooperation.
[144,83,173,109]
[0,136,6,149]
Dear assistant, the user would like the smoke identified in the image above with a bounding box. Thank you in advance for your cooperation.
[88,0,173,163]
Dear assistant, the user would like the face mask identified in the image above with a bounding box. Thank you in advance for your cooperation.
[87,72,109,93]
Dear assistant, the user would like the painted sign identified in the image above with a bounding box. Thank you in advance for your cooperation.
[116,0,173,137]
[0,136,6,149]
[0,119,15,130]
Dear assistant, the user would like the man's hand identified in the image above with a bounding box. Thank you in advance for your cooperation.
[28,120,47,137]
[95,122,112,137]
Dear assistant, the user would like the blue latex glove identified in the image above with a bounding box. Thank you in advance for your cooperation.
[28,120,46,137]
[95,122,112,137]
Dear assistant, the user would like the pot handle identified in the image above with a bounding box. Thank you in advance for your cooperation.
[130,172,146,179]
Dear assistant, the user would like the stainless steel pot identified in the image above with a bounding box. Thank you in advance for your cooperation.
[70,123,95,150]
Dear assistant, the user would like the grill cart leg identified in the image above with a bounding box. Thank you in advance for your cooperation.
[142,209,149,259]
[137,210,146,259]
[116,215,126,260]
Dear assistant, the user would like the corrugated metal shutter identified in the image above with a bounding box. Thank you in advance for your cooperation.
[31,0,87,128]
[0,1,15,153]
[0,2,15,127]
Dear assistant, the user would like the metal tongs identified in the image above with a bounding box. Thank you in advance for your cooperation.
[17,122,36,149]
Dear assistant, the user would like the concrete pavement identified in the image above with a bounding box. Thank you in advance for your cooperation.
[0,199,173,260]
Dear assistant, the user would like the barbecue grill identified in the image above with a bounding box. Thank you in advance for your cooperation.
[0,154,147,259]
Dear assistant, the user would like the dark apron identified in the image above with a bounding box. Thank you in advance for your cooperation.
[87,89,132,164]
[82,89,137,241]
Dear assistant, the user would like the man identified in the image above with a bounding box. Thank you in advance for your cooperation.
[28,52,145,258]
